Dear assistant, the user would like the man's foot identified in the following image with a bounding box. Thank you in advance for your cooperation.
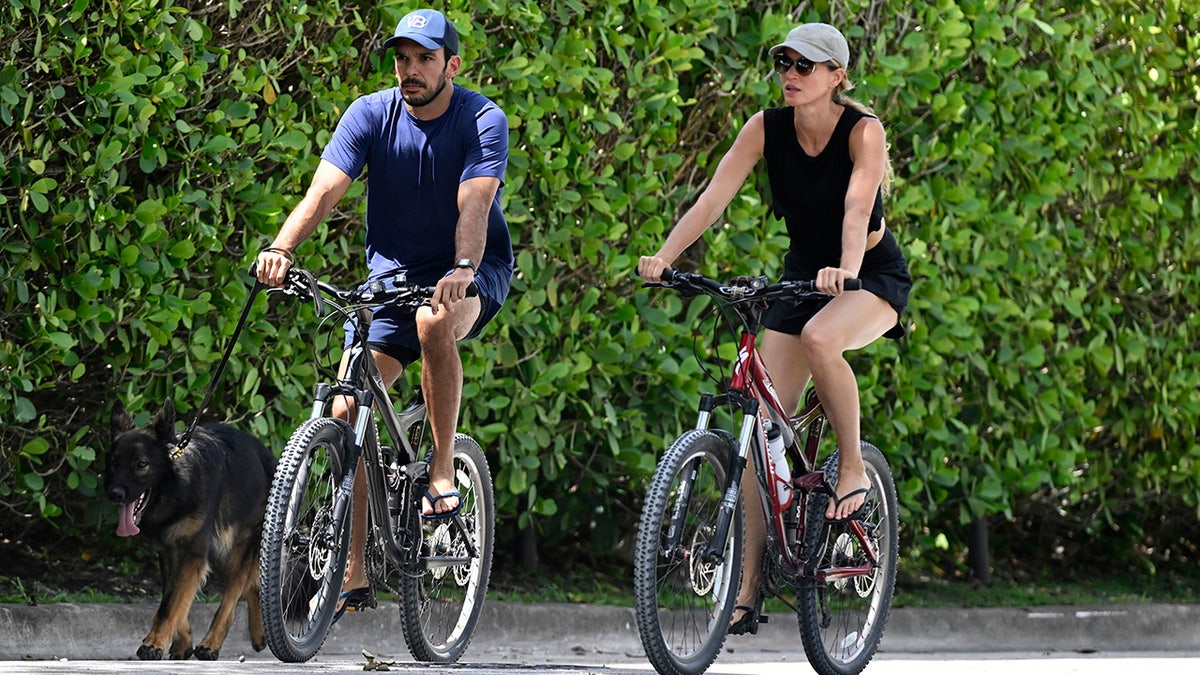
[331,586,375,625]
[422,479,461,519]
[825,469,873,521]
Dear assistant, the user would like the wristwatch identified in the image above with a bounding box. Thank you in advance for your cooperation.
[454,258,477,273]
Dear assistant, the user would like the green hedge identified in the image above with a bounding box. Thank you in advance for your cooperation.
[3,0,1197,574]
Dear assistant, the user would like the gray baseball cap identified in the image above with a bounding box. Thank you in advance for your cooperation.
[769,23,850,69]
[383,9,459,55]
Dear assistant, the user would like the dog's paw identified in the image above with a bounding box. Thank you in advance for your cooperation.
[193,645,219,661]
[251,638,267,652]
[136,644,164,660]
[169,646,194,660]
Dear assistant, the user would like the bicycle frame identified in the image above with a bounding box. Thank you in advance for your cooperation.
[691,310,881,582]
[303,294,475,573]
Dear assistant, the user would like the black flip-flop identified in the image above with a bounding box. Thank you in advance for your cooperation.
[825,486,873,523]
[332,586,376,625]
[728,596,769,635]
[422,489,462,520]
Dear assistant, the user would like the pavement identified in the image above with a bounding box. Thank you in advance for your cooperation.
[2,600,1199,663]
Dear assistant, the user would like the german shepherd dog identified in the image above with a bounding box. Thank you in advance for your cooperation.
[104,399,276,660]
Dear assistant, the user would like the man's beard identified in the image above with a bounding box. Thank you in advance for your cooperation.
[401,71,449,108]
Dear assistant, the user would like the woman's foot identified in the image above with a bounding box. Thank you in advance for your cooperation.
[728,599,766,635]
[826,468,872,521]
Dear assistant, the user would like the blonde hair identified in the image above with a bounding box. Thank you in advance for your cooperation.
[833,76,894,196]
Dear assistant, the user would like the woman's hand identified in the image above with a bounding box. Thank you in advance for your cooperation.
[637,255,671,282]
[815,266,856,295]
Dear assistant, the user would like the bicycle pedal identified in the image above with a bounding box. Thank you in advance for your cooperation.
[758,614,769,624]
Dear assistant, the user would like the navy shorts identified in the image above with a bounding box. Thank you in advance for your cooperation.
[345,264,511,367]
[763,228,911,340]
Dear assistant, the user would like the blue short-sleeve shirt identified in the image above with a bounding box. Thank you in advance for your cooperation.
[321,84,513,284]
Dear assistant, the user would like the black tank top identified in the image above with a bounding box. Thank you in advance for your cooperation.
[762,105,884,274]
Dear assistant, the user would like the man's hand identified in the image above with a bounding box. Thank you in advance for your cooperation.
[431,267,474,313]
[256,248,294,287]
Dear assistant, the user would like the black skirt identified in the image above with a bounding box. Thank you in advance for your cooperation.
[762,228,911,339]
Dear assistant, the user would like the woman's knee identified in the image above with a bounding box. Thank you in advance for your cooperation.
[799,324,842,364]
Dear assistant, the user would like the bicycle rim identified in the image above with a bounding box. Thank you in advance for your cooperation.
[633,430,742,675]
[260,418,353,662]
[797,441,899,675]
[399,434,494,662]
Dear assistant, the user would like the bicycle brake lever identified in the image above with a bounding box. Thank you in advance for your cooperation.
[304,271,326,317]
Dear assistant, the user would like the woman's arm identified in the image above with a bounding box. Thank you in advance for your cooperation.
[638,112,766,280]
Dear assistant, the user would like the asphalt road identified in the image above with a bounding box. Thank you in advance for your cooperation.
[4,653,1200,675]
[3,600,1199,673]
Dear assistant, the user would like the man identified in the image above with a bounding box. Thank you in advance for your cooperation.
[255,8,512,617]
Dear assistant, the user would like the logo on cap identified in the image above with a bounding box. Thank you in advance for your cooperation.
[407,15,428,29]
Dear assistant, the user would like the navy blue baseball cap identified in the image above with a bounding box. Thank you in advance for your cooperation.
[383,9,459,55]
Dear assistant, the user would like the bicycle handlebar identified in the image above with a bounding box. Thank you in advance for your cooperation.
[249,263,477,317]
[650,268,861,301]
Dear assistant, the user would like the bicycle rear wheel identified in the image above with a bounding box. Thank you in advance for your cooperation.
[797,441,898,675]
[260,418,354,663]
[633,430,742,675]
[398,434,494,662]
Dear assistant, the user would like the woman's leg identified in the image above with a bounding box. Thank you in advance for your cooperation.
[800,292,896,520]
[730,330,812,625]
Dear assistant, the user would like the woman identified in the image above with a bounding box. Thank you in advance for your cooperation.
[636,22,911,634]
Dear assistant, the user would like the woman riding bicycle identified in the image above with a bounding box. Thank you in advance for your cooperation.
[636,21,911,635]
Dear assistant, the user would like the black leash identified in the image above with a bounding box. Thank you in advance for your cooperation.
[176,275,266,451]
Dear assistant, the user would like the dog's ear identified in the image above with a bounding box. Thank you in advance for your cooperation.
[111,401,135,437]
[153,398,178,442]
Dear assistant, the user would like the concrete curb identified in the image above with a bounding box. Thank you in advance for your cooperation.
[2,601,1198,661]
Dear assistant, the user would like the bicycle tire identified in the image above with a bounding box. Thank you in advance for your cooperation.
[398,433,495,662]
[633,430,743,675]
[797,441,899,675]
[259,418,354,662]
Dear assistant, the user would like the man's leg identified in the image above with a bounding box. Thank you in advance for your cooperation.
[414,297,481,516]
[332,351,406,595]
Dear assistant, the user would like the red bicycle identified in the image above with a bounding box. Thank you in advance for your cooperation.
[633,269,899,675]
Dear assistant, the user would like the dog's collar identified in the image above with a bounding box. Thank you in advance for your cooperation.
[168,443,185,460]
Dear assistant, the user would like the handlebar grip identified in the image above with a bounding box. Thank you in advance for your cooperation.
[844,278,862,291]
[659,268,677,283]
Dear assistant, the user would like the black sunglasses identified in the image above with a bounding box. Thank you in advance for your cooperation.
[773,54,825,76]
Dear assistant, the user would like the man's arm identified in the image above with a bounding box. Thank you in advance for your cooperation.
[256,159,353,286]
[431,175,501,308]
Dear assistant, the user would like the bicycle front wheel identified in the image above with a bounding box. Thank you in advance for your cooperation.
[797,441,899,675]
[259,418,354,663]
[398,434,494,662]
[633,430,742,675]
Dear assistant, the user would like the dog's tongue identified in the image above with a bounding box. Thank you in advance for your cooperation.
[116,502,140,537]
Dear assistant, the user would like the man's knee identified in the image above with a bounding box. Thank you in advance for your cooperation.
[415,303,478,344]
[331,397,355,421]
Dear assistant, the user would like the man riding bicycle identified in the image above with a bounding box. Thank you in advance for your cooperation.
[255,8,512,620]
